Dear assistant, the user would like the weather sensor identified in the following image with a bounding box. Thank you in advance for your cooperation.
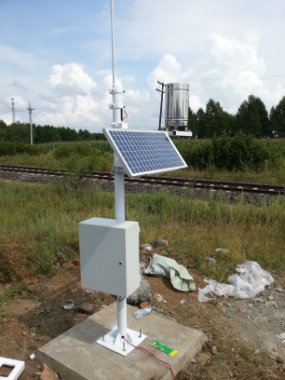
[79,0,188,356]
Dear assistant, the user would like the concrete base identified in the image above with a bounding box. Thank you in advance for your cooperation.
[96,326,147,356]
[37,302,205,380]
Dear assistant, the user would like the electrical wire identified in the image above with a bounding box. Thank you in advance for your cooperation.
[123,337,177,380]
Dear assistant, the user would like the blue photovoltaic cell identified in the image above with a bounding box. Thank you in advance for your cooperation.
[106,130,187,176]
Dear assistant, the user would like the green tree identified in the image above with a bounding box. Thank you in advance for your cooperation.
[187,107,197,138]
[0,120,8,140]
[196,108,206,138]
[236,95,271,138]
[204,99,233,137]
[270,96,285,137]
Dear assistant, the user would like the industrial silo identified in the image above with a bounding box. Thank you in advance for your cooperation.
[165,83,189,129]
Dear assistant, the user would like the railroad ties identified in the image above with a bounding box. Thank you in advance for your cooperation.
[0,164,284,196]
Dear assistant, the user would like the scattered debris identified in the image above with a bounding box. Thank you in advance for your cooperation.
[270,355,284,364]
[267,295,274,301]
[142,243,153,251]
[154,292,167,303]
[277,332,285,339]
[140,301,150,309]
[62,300,75,310]
[150,238,168,247]
[215,248,230,254]
[133,305,154,319]
[203,256,216,264]
[40,363,59,380]
[190,358,197,363]
[78,302,95,315]
[29,353,35,360]
[145,253,195,292]
[180,299,185,304]
[211,346,218,355]
[198,261,274,302]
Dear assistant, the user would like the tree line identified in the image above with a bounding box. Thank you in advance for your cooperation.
[187,95,285,138]
[0,121,106,144]
[1,94,285,143]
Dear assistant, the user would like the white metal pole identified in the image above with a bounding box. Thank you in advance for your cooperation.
[30,110,33,146]
[111,0,116,85]
[27,103,35,146]
[110,0,127,341]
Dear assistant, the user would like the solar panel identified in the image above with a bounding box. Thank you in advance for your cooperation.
[103,129,187,177]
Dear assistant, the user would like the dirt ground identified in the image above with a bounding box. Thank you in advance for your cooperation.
[0,246,285,380]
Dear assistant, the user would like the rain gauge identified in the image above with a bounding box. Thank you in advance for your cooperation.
[79,0,188,356]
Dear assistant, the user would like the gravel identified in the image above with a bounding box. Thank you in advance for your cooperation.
[0,170,280,206]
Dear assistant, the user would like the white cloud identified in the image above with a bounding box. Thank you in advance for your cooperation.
[48,63,97,94]
[35,64,100,128]
[208,35,265,75]
[147,54,194,91]
[190,95,205,112]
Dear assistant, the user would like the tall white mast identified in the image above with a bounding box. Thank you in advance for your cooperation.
[110,0,127,342]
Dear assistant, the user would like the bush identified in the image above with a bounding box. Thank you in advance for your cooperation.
[0,141,48,156]
[175,132,285,172]
[53,143,92,159]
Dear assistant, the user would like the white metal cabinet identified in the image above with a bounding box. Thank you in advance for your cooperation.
[79,217,140,297]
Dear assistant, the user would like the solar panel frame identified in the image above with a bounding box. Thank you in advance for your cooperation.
[103,128,188,178]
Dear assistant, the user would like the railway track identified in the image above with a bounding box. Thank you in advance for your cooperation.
[0,164,284,196]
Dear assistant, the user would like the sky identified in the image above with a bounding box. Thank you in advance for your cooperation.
[0,0,285,132]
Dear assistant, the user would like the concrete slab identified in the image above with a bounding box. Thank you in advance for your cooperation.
[37,302,205,380]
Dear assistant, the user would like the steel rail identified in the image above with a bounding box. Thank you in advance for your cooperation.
[0,164,284,196]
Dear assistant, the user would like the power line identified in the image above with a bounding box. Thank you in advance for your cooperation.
[11,98,16,123]
[27,102,35,145]
[156,81,165,130]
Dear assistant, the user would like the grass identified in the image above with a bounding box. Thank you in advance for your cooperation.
[0,141,113,171]
[0,180,284,379]
[167,165,285,185]
[0,138,285,185]
[0,180,285,285]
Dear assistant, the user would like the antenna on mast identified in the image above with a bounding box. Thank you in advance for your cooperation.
[110,0,116,85]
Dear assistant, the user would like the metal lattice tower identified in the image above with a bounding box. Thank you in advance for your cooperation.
[27,102,35,145]
[11,98,16,123]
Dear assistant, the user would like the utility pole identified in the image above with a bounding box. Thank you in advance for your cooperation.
[11,98,16,123]
[27,102,35,145]
[156,81,165,130]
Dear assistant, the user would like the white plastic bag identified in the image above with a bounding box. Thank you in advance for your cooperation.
[198,261,274,302]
